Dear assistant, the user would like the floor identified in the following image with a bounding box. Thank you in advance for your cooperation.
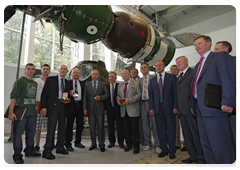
[4,127,193,165]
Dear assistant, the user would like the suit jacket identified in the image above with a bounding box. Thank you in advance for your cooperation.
[83,81,109,116]
[139,74,154,102]
[105,83,120,115]
[177,68,194,116]
[149,73,177,114]
[41,75,71,117]
[116,80,141,117]
[67,79,85,115]
[191,51,235,117]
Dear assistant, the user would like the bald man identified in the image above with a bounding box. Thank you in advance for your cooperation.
[41,64,71,160]
[83,69,109,152]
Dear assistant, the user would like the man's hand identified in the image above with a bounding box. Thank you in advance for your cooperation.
[221,105,233,113]
[123,98,129,105]
[84,110,88,116]
[173,108,178,114]
[150,110,155,116]
[94,95,100,101]
[8,112,17,121]
[41,108,47,116]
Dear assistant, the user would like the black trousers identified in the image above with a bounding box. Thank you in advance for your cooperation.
[44,101,66,152]
[106,107,124,145]
[122,112,140,149]
[65,101,84,146]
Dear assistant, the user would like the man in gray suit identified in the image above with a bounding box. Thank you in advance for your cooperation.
[176,56,205,164]
[139,63,160,153]
[117,69,141,154]
[83,69,109,152]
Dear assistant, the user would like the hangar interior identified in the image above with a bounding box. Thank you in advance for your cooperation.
[4,5,236,164]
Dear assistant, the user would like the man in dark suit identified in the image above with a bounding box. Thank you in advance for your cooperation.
[117,69,141,155]
[214,41,236,160]
[176,56,205,164]
[149,60,178,159]
[191,35,235,164]
[83,69,109,152]
[41,64,71,160]
[105,71,125,149]
[65,68,85,151]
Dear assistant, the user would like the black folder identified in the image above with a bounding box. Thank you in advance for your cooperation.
[4,105,27,120]
[204,83,236,115]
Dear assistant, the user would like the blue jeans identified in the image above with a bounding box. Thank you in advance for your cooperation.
[13,115,36,158]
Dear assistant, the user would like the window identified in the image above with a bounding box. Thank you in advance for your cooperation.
[91,41,105,62]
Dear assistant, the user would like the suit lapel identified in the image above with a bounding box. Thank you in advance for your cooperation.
[178,68,190,84]
[163,73,170,90]
[198,52,214,81]
[126,80,133,96]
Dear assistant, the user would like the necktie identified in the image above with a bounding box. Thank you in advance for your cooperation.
[111,84,114,107]
[192,57,205,97]
[61,78,65,92]
[143,77,147,100]
[179,72,184,81]
[75,81,78,94]
[93,81,97,95]
[158,74,163,103]
[124,82,128,98]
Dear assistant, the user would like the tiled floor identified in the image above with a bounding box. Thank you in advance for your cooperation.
[4,127,192,165]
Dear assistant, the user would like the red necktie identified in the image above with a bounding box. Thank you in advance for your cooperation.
[192,57,205,97]
[124,82,128,98]
[179,72,184,81]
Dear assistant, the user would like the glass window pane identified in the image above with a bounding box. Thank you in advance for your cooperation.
[4,10,24,31]
[4,29,25,65]
[33,38,52,68]
[35,20,53,41]
[54,43,73,70]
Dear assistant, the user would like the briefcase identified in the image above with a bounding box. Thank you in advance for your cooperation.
[204,83,236,115]
[204,83,222,109]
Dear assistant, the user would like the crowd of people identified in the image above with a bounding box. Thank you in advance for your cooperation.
[7,35,236,164]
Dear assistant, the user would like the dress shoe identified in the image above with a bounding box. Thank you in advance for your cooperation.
[169,153,176,159]
[158,151,168,158]
[66,145,74,151]
[196,163,206,167]
[143,146,152,151]
[140,140,146,146]
[56,149,69,155]
[124,146,132,152]
[181,157,196,163]
[108,143,115,148]
[155,147,161,153]
[100,147,105,152]
[180,146,187,151]
[42,151,55,160]
[13,156,24,164]
[175,146,181,149]
[25,151,41,157]
[75,143,85,148]
[119,144,125,149]
[133,149,139,155]
[34,145,40,152]
[89,146,97,151]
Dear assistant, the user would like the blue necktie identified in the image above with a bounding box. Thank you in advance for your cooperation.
[75,81,78,94]
[111,84,114,107]
[61,78,65,92]
[158,74,163,103]
[93,81,97,95]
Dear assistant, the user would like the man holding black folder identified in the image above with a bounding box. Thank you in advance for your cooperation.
[191,35,235,164]
[8,63,41,164]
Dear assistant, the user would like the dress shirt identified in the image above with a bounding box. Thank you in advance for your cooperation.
[92,80,99,91]
[157,71,165,85]
[123,79,131,91]
[178,67,189,79]
[194,50,211,98]
[58,74,66,99]
[142,74,149,100]
[73,79,81,101]
[110,82,116,97]
[131,78,138,81]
